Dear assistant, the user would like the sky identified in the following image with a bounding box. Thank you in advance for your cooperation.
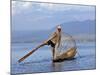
[12,1,96,31]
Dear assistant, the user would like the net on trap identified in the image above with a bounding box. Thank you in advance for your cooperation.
[54,32,77,60]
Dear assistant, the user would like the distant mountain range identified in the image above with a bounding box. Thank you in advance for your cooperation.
[53,20,96,34]
[12,20,96,43]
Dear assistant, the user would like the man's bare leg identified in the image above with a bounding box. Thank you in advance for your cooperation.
[52,48,55,61]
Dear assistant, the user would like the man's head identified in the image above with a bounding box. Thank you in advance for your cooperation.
[57,25,61,32]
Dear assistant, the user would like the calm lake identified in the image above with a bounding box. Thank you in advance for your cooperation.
[11,42,96,74]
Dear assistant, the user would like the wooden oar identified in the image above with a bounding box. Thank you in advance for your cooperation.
[18,43,46,63]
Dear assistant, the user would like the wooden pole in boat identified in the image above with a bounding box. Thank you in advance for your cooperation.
[18,43,46,63]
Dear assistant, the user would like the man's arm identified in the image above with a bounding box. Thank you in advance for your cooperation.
[44,32,56,44]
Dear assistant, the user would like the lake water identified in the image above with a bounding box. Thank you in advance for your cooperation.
[11,42,96,74]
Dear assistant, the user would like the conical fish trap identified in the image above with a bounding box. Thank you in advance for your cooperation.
[54,32,77,60]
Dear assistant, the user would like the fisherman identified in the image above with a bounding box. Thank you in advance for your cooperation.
[18,25,77,63]
[43,25,62,61]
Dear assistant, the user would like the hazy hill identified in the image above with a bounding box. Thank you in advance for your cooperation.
[52,20,96,34]
[12,20,96,43]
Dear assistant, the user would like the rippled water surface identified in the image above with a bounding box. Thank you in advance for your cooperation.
[11,42,96,74]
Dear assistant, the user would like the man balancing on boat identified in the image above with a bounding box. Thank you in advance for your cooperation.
[44,25,62,61]
[18,25,77,63]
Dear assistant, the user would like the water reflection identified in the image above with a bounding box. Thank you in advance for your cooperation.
[52,62,62,72]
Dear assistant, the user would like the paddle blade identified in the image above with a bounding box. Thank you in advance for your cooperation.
[18,43,46,63]
[18,50,35,63]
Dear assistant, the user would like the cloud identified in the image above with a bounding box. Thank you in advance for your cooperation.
[12,1,59,15]
[38,3,67,11]
[12,1,95,16]
[12,1,32,15]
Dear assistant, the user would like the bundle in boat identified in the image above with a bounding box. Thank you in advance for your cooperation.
[53,47,77,62]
